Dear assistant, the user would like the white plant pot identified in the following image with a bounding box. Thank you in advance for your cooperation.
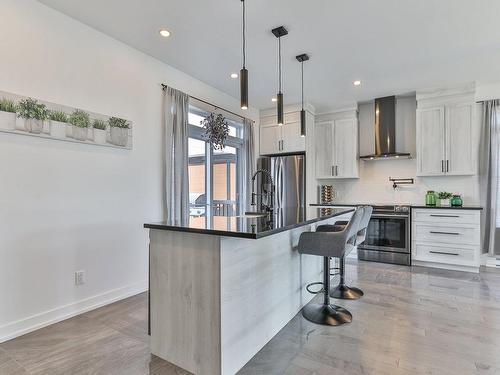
[110,126,129,147]
[93,128,107,144]
[0,111,16,130]
[50,120,67,138]
[440,198,451,207]
[72,126,88,141]
[66,124,73,138]
[24,118,44,134]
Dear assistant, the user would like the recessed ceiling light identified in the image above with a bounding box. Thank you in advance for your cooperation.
[159,29,171,38]
[271,97,277,102]
[353,80,362,86]
[230,73,238,79]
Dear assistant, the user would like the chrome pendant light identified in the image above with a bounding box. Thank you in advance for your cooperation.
[240,0,248,110]
[296,53,309,137]
[272,26,288,125]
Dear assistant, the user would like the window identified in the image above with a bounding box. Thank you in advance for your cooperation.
[188,103,244,229]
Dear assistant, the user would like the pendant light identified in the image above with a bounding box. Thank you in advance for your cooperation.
[240,0,248,110]
[296,53,309,137]
[272,26,288,125]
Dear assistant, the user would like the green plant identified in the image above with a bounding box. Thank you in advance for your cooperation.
[437,191,453,199]
[108,116,129,129]
[49,110,68,123]
[93,119,107,130]
[17,98,49,120]
[69,109,90,128]
[0,98,17,113]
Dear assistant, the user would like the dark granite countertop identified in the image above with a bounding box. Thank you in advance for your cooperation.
[144,207,354,239]
[310,203,483,210]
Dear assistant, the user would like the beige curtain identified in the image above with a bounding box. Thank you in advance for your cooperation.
[162,86,189,226]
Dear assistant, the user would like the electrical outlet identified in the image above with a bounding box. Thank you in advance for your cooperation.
[75,270,86,285]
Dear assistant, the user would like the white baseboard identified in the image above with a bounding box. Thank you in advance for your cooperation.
[412,260,479,273]
[484,255,500,268]
[0,280,148,343]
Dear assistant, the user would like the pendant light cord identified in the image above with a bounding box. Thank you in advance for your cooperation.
[242,0,246,68]
[278,37,282,93]
[301,61,304,110]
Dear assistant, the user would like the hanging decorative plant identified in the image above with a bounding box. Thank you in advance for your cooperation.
[201,113,229,150]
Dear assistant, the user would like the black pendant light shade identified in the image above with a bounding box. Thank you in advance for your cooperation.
[240,0,248,110]
[277,92,284,125]
[240,67,248,110]
[272,26,288,125]
[296,53,309,137]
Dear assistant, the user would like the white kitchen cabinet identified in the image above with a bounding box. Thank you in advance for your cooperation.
[259,113,305,155]
[416,103,474,176]
[412,208,481,272]
[315,118,358,179]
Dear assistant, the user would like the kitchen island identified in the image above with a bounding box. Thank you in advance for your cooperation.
[144,207,354,375]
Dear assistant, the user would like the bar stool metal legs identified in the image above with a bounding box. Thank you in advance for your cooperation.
[302,257,352,326]
[329,257,364,300]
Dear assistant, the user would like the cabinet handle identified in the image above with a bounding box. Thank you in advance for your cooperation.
[441,160,444,173]
[429,250,459,256]
[446,160,449,172]
[335,166,338,176]
[331,166,335,176]
[430,231,460,235]
[430,214,460,218]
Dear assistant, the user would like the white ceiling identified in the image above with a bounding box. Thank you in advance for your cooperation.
[39,0,500,112]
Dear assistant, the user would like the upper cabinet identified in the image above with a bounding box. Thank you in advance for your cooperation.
[260,111,305,155]
[416,93,475,176]
[315,116,359,179]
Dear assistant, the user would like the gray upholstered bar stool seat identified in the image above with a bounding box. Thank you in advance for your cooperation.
[297,208,364,326]
[317,206,373,300]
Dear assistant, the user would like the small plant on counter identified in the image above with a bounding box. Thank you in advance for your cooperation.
[0,98,18,130]
[437,191,453,207]
[69,109,90,128]
[49,110,68,138]
[17,98,49,134]
[109,116,130,147]
[49,110,68,123]
[108,116,130,129]
[92,119,107,130]
[69,109,90,141]
[0,98,17,113]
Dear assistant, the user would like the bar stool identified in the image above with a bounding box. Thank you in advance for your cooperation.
[297,208,364,326]
[319,206,373,300]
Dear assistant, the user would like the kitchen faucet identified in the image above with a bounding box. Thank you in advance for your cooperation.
[250,169,275,213]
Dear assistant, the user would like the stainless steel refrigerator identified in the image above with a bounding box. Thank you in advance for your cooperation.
[257,154,305,225]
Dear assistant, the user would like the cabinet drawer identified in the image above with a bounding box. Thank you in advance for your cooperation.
[413,242,478,266]
[412,209,479,225]
[413,223,479,245]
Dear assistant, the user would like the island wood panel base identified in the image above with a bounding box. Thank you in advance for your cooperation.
[148,218,337,375]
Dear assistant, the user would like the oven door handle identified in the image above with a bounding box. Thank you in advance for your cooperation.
[371,214,409,219]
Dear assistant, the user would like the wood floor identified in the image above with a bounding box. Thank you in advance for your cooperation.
[2,260,500,374]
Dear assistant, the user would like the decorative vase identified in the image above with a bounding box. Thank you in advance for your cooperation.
[73,126,88,141]
[439,198,451,207]
[50,120,67,138]
[24,118,44,134]
[93,128,107,144]
[0,111,16,130]
[425,191,436,206]
[110,126,128,147]
[451,195,463,207]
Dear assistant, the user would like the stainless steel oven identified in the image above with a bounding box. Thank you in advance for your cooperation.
[357,205,411,266]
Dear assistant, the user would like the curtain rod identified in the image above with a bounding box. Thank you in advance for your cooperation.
[161,83,249,121]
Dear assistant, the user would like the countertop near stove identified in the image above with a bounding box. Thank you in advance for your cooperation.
[310,203,483,210]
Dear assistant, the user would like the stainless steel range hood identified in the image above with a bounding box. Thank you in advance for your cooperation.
[359,96,411,160]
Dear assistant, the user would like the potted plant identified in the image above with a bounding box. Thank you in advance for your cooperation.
[49,110,68,138]
[109,116,130,146]
[92,119,107,144]
[437,191,453,207]
[17,98,49,134]
[69,109,90,141]
[0,98,17,130]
